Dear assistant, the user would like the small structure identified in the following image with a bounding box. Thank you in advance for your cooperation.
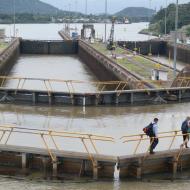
[81,24,95,40]
[151,68,168,81]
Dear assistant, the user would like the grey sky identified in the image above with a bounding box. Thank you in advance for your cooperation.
[41,0,190,14]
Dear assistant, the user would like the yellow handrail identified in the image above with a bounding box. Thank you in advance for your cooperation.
[0,75,185,95]
[0,124,115,165]
[121,129,188,161]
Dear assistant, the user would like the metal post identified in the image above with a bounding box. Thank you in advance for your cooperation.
[164,0,168,35]
[173,0,178,78]
[85,0,88,15]
[13,0,16,37]
[148,0,152,40]
[104,0,108,43]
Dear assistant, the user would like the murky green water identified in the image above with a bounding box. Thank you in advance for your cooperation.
[0,103,189,156]
[5,54,98,93]
[0,22,189,189]
[0,177,190,190]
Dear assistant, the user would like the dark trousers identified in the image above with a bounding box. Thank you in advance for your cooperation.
[182,131,189,142]
[150,137,159,151]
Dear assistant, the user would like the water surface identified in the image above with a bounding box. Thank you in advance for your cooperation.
[0,23,155,41]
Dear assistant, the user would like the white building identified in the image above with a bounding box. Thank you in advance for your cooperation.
[151,68,168,81]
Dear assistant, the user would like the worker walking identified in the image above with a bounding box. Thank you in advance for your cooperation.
[143,118,159,154]
[181,117,190,148]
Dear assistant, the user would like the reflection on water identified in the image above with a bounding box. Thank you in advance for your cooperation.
[5,55,98,92]
[0,177,190,190]
[0,103,189,156]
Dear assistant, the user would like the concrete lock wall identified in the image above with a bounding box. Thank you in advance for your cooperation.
[117,41,167,55]
[0,38,20,75]
[118,40,190,65]
[20,40,78,54]
[78,41,121,81]
[166,43,190,64]
[1,86,190,106]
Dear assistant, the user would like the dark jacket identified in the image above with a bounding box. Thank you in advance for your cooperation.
[181,120,188,133]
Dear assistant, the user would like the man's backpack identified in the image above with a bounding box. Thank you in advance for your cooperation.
[181,120,188,132]
[143,123,154,137]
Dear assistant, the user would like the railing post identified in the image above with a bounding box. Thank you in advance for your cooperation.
[42,157,48,179]
[130,92,134,104]
[172,156,178,179]
[21,153,27,175]
[48,93,53,105]
[52,157,58,179]
[93,160,98,180]
[178,90,182,102]
[137,158,142,179]
[115,94,119,105]
[32,92,37,104]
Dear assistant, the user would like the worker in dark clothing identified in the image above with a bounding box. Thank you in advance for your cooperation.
[181,117,190,148]
[149,118,159,154]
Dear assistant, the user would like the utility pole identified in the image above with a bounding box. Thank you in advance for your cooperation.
[148,0,152,40]
[173,0,178,78]
[164,0,168,35]
[85,0,88,15]
[13,0,16,37]
[104,0,107,43]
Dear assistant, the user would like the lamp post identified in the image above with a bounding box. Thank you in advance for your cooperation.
[173,0,178,78]
[104,0,107,43]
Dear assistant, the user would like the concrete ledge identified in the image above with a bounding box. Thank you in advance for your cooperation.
[118,148,190,179]
[0,144,117,179]
[0,86,190,106]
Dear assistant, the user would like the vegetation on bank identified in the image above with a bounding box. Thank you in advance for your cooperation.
[90,42,174,88]
[0,13,53,24]
[141,3,190,36]
[115,7,155,22]
[0,42,8,51]
[181,24,190,37]
[0,0,156,24]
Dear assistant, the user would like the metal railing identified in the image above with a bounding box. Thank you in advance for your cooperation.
[0,76,181,97]
[0,123,190,165]
[0,124,114,166]
[172,77,190,87]
[0,76,155,96]
[121,130,189,162]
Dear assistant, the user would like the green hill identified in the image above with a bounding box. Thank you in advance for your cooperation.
[115,7,155,20]
[149,3,190,35]
[0,0,62,15]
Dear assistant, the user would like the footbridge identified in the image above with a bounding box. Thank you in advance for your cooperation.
[0,76,190,106]
[0,125,190,180]
[0,124,116,179]
[119,130,189,179]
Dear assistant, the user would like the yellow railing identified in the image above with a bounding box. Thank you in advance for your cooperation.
[0,124,190,164]
[0,76,132,96]
[121,130,188,162]
[0,75,183,96]
[0,124,114,166]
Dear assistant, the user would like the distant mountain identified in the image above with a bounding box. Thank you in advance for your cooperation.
[0,0,62,15]
[115,7,156,18]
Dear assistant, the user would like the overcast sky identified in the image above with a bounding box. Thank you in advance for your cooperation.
[41,0,190,14]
